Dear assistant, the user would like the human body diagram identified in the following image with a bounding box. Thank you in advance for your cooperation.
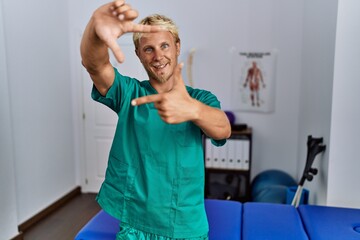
[243,61,266,107]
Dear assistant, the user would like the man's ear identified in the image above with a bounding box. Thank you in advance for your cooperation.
[135,49,143,64]
[176,41,181,56]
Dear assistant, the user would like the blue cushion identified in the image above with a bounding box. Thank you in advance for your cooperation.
[205,199,242,240]
[251,170,297,198]
[242,202,308,240]
[299,205,360,240]
[252,185,289,204]
[74,210,119,240]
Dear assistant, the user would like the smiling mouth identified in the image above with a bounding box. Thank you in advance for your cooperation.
[152,63,168,70]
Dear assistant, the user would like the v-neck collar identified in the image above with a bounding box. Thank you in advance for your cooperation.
[143,80,158,94]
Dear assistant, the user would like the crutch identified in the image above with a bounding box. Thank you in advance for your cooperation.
[291,135,326,207]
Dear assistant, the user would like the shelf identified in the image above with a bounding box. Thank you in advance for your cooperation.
[204,128,252,202]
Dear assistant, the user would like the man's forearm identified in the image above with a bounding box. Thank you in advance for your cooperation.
[80,17,114,95]
[81,17,110,73]
[192,101,231,140]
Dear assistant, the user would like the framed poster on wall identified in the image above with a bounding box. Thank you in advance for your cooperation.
[231,50,277,113]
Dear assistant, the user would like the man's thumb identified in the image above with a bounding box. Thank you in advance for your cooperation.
[173,62,185,87]
[108,39,125,63]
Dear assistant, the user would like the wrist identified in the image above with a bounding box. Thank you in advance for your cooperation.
[190,99,202,122]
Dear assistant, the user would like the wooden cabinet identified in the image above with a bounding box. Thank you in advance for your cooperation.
[204,128,252,202]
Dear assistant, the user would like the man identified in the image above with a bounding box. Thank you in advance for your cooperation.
[80,1,231,239]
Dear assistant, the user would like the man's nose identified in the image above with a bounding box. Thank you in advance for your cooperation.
[153,49,163,60]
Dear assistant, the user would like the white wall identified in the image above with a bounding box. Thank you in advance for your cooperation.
[1,0,77,227]
[299,0,360,208]
[298,0,338,205]
[0,1,20,238]
[327,0,360,208]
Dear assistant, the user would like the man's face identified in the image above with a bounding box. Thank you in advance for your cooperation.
[136,31,180,83]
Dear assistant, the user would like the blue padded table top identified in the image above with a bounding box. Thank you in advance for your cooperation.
[205,199,242,240]
[242,202,309,240]
[76,199,242,240]
[75,210,119,240]
[299,204,360,240]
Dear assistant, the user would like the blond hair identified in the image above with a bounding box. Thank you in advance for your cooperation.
[133,14,180,50]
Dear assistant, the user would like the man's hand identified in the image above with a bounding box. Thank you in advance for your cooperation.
[91,0,163,63]
[131,63,198,124]
[80,0,165,95]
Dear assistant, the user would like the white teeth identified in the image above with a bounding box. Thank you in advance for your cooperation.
[152,64,166,69]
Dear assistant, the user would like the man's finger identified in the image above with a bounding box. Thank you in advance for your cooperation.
[107,39,125,63]
[120,8,138,21]
[131,94,163,106]
[132,24,166,33]
[112,0,125,9]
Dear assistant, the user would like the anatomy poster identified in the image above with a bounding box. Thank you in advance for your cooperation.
[231,50,277,113]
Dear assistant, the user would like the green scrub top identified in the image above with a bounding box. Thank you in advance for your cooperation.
[92,68,226,239]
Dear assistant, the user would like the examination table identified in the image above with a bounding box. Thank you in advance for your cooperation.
[75,200,360,240]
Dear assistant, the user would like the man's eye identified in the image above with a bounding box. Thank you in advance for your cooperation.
[144,48,153,53]
[161,44,169,49]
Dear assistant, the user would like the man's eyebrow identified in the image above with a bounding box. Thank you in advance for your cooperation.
[162,40,172,45]
[142,41,170,49]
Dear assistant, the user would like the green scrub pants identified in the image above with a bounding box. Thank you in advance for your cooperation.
[116,223,209,240]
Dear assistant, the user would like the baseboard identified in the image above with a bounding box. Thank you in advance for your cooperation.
[10,231,24,240]
[18,186,81,233]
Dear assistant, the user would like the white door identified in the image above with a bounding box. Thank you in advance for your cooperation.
[82,35,147,192]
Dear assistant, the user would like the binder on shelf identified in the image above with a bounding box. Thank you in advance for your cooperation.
[218,145,228,169]
[234,140,243,170]
[204,132,251,171]
[242,139,250,170]
[226,139,237,169]
[212,144,221,168]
